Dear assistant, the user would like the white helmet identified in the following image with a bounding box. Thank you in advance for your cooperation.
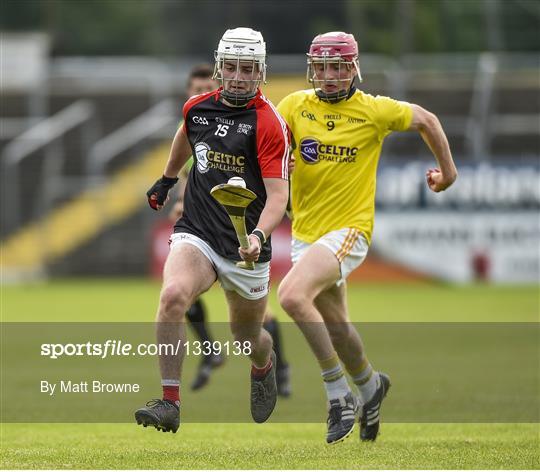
[214,27,267,106]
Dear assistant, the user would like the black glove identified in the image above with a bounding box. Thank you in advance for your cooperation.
[146,175,178,210]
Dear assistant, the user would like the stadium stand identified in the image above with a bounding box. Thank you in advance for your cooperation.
[1,53,538,280]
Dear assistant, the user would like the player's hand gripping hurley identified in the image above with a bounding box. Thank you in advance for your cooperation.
[210,183,257,270]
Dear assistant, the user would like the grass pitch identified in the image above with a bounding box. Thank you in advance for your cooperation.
[1,279,538,469]
[2,278,537,323]
[1,423,538,469]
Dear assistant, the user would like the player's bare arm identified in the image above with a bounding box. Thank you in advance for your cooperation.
[169,177,187,222]
[409,104,458,193]
[239,178,288,263]
[168,163,190,221]
[147,127,192,211]
[163,126,193,180]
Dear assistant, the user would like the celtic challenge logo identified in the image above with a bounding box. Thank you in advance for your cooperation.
[299,137,359,165]
[299,137,320,164]
[194,142,210,173]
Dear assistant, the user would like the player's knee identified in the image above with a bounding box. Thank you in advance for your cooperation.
[158,284,191,321]
[278,281,307,319]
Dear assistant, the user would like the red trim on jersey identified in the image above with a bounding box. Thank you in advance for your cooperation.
[254,92,290,180]
[245,89,260,109]
[182,89,220,120]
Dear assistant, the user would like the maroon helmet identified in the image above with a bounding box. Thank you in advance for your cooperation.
[307,32,362,103]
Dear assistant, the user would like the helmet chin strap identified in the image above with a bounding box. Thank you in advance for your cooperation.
[316,83,357,104]
[220,88,257,107]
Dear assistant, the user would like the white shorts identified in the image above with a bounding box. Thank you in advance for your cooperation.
[169,232,270,300]
[291,228,369,286]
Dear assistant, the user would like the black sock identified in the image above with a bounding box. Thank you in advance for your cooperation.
[263,317,287,369]
[186,300,214,362]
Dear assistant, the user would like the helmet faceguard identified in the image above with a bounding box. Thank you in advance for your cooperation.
[306,31,362,104]
[214,27,267,107]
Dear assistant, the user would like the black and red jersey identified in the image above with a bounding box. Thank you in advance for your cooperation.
[174,88,290,263]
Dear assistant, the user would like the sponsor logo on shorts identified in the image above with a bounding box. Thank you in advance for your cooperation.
[299,137,358,165]
[250,284,267,294]
[171,233,193,244]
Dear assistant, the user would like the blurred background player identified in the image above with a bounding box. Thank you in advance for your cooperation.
[170,64,292,396]
[277,32,457,444]
[135,27,290,434]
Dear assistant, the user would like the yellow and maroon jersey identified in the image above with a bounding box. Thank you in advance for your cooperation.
[277,88,412,244]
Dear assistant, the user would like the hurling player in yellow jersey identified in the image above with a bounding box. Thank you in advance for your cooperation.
[277,32,457,444]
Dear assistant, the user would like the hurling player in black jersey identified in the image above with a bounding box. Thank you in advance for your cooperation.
[135,28,290,433]
[170,64,291,396]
